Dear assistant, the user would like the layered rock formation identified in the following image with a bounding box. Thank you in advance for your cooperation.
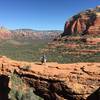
[88,16,100,34]
[0,56,99,100]
[0,26,61,41]
[11,29,61,40]
[63,6,100,36]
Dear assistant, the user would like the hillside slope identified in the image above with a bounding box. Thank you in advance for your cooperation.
[44,6,100,63]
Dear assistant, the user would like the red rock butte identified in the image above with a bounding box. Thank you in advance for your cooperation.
[63,6,100,36]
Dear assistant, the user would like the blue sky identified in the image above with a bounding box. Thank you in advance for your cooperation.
[0,0,100,30]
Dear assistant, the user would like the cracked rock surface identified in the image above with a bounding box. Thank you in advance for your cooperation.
[0,56,100,100]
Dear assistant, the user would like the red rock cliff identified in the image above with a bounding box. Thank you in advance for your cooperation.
[0,56,99,100]
[63,6,100,36]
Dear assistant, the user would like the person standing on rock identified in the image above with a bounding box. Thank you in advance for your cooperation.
[40,54,47,65]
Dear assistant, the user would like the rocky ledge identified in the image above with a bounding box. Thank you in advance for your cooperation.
[0,56,100,100]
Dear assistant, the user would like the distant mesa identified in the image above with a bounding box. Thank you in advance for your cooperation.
[11,29,61,40]
[0,26,61,40]
[62,6,100,36]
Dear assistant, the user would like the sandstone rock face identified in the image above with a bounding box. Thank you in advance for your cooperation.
[0,56,99,100]
[63,6,100,36]
[88,17,100,34]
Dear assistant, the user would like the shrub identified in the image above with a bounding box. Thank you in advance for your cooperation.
[21,88,43,100]
[15,90,23,100]
[9,74,43,100]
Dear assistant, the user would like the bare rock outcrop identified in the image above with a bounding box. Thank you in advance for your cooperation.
[62,6,100,36]
[0,56,99,100]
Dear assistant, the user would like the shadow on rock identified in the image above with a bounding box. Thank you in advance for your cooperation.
[87,87,100,100]
[0,75,10,100]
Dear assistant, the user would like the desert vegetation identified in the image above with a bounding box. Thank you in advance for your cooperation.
[0,35,99,64]
[9,73,43,100]
[0,39,47,62]
[44,35,100,63]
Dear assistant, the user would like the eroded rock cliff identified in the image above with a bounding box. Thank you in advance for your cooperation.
[0,56,99,100]
[63,6,100,36]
